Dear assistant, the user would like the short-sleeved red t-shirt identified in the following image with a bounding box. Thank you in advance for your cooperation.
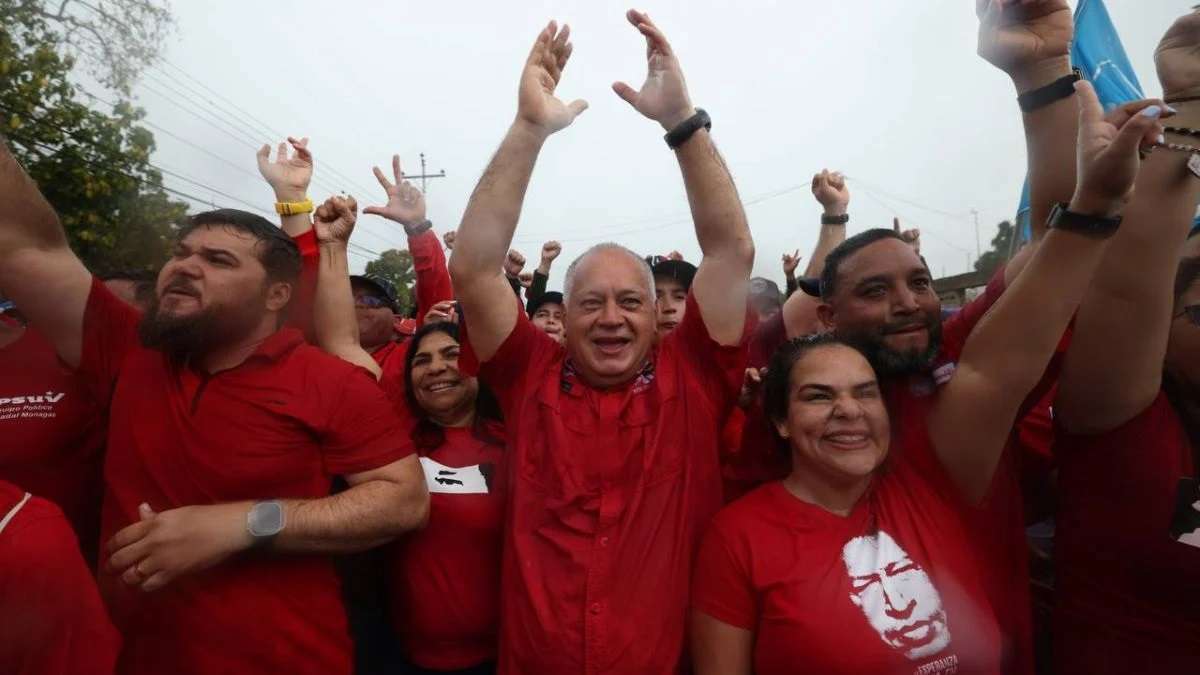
[389,424,505,670]
[77,278,412,675]
[1052,391,1199,674]
[468,292,751,674]
[0,479,120,675]
[0,325,106,555]
[693,454,1004,675]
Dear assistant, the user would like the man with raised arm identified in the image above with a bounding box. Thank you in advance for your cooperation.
[448,11,754,674]
[0,129,428,674]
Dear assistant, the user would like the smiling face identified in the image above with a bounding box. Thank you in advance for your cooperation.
[408,328,479,424]
[655,276,688,335]
[773,343,890,487]
[819,238,942,377]
[564,248,657,389]
[139,225,290,359]
[531,301,565,343]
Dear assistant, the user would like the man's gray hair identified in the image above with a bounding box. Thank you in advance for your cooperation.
[562,242,656,307]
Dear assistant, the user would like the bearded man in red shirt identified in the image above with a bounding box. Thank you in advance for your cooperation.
[448,11,755,674]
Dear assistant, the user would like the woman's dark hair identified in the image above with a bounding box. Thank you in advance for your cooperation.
[761,333,871,454]
[404,320,503,451]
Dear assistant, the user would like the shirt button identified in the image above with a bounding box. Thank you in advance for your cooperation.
[590,603,602,615]
[599,536,610,547]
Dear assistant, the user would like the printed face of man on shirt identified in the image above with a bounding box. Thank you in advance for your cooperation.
[564,248,656,389]
[842,530,951,661]
[820,239,942,377]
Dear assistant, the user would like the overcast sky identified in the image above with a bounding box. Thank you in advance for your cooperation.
[118,1,1183,288]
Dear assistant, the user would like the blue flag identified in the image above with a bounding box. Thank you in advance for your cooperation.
[1015,0,1144,241]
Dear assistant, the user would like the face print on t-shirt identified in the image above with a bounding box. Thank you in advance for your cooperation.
[842,530,951,660]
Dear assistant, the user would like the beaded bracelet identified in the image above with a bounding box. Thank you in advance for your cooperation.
[1165,126,1200,138]
[1150,140,1200,178]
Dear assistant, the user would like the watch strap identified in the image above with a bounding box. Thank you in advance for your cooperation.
[664,108,711,150]
[821,213,850,226]
[1017,69,1082,114]
[1046,202,1122,238]
[274,198,313,216]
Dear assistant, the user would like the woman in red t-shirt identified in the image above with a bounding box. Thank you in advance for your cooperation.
[390,321,505,675]
[690,81,1163,675]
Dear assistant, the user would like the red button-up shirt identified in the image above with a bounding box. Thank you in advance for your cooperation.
[78,278,412,675]
[470,293,749,674]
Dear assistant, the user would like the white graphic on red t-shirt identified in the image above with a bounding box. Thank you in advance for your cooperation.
[0,391,66,421]
[842,530,951,661]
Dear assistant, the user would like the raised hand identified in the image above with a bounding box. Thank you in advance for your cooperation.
[667,250,684,261]
[612,9,696,131]
[256,136,312,201]
[518,271,534,289]
[976,0,1072,77]
[737,367,766,410]
[443,230,457,250]
[362,154,427,228]
[504,249,527,277]
[1070,82,1165,217]
[313,195,360,245]
[1156,10,1200,99]
[781,249,801,277]
[516,21,587,137]
[893,217,921,254]
[424,300,459,325]
[811,170,849,215]
[540,240,562,266]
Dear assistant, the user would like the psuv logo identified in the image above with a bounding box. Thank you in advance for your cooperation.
[0,392,66,421]
[0,392,66,405]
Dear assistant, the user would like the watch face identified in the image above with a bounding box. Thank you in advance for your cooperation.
[249,501,284,537]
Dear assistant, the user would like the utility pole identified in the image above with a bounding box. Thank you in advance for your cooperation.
[971,209,982,262]
[402,153,447,193]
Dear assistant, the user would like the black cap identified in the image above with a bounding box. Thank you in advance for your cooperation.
[527,290,565,318]
[647,257,698,291]
[350,274,398,311]
[796,276,821,297]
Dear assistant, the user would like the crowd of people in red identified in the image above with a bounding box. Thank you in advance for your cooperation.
[1,2,1199,674]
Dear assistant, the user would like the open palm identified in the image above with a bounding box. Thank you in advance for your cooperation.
[517,21,587,136]
[363,154,426,227]
[256,136,312,197]
[613,10,694,130]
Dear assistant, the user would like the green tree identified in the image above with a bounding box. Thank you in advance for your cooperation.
[974,220,1015,277]
[365,248,415,316]
[1,0,187,277]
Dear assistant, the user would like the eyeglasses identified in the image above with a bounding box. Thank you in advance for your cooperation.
[1175,305,1200,327]
[354,295,390,310]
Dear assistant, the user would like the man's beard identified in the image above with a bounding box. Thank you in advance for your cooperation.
[842,313,943,378]
[138,284,268,363]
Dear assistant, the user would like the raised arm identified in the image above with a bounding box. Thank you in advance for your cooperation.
[529,240,560,304]
[1058,13,1200,433]
[362,154,453,323]
[0,137,92,367]
[930,82,1165,502]
[978,0,1076,254]
[781,170,851,338]
[448,21,586,361]
[256,136,314,238]
[613,9,753,345]
[311,195,382,378]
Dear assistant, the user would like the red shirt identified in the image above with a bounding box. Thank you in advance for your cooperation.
[692,468,1003,674]
[0,479,120,675]
[390,424,505,669]
[470,293,750,674]
[373,338,411,409]
[0,325,106,555]
[77,278,411,675]
[1053,391,1200,674]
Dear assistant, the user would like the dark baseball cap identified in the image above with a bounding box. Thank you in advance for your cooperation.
[647,256,698,291]
[527,291,565,318]
[350,274,398,311]
[796,276,821,297]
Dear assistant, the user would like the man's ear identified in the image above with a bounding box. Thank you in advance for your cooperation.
[816,302,836,331]
[265,281,292,313]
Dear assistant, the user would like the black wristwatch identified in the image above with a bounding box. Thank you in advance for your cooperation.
[1017,69,1083,114]
[821,213,850,226]
[403,219,433,237]
[1046,202,1122,238]
[664,108,711,149]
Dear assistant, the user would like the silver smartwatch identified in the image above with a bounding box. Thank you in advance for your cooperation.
[246,500,285,546]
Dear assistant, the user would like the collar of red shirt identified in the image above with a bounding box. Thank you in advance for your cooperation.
[177,326,305,374]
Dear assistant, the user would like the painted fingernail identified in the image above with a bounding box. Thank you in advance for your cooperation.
[1166,105,1179,115]
[1141,105,1163,119]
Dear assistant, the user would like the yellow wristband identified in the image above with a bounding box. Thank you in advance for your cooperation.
[274,198,313,216]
